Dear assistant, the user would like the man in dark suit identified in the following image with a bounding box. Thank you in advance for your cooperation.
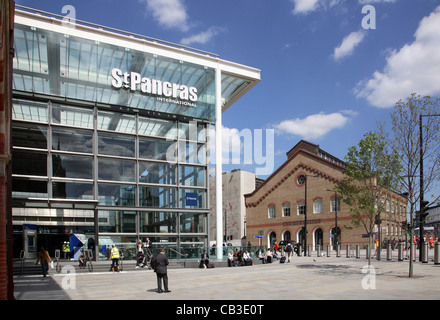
[153,248,170,293]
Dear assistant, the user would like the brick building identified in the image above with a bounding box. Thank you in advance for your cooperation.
[0,0,14,300]
[245,140,407,251]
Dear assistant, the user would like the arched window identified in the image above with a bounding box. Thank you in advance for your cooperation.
[282,202,291,217]
[268,205,276,219]
[313,198,322,214]
[297,201,305,215]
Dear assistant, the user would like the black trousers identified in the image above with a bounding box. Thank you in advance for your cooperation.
[156,273,169,291]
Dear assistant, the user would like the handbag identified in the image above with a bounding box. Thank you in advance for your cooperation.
[50,261,54,269]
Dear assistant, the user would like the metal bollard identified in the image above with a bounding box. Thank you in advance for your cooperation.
[336,245,341,257]
[356,244,360,259]
[387,243,392,261]
[346,245,350,258]
[366,245,370,259]
[307,245,311,257]
[298,245,302,257]
[317,245,321,257]
[422,242,428,263]
[398,242,404,261]
[435,242,440,265]
[327,245,331,257]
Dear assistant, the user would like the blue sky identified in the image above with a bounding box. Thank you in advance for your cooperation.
[15,0,440,180]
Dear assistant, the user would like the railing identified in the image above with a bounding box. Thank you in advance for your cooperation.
[96,244,267,261]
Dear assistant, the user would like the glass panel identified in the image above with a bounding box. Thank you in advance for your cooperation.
[179,188,206,209]
[180,212,206,233]
[139,162,176,185]
[98,184,135,206]
[138,117,177,139]
[98,111,136,134]
[179,165,205,187]
[52,104,94,129]
[52,127,93,153]
[138,137,174,161]
[98,132,135,157]
[12,151,47,176]
[139,212,177,233]
[12,100,48,123]
[52,181,93,200]
[98,210,136,233]
[98,158,135,182]
[139,186,176,208]
[12,123,48,149]
[12,178,48,198]
[180,142,206,164]
[178,121,207,142]
[52,154,93,179]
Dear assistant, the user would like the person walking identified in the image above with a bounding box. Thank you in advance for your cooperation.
[153,248,171,293]
[285,242,293,262]
[36,247,52,277]
[110,244,120,272]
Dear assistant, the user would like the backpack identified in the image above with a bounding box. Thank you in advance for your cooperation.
[285,244,292,252]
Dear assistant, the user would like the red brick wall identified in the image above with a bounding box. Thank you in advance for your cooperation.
[0,0,14,300]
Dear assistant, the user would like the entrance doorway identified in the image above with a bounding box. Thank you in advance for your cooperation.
[314,228,323,250]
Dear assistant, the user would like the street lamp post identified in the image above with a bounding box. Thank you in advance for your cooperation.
[419,114,440,261]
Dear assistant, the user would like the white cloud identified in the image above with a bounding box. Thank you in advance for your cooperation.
[333,30,366,61]
[355,5,440,108]
[142,0,190,31]
[180,26,225,46]
[291,0,320,14]
[358,0,397,3]
[274,112,353,140]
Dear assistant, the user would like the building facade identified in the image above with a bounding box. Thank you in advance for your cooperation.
[0,0,14,301]
[11,6,259,260]
[209,169,258,246]
[245,140,408,250]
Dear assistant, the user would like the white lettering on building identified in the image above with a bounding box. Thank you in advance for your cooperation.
[111,68,198,103]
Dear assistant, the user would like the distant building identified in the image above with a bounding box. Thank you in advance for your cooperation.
[245,140,408,250]
[209,170,258,245]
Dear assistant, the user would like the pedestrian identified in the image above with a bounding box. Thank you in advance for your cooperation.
[62,241,70,260]
[285,242,293,262]
[243,250,253,266]
[110,244,120,272]
[78,251,87,269]
[228,249,237,267]
[36,247,52,277]
[152,248,171,293]
[199,249,210,268]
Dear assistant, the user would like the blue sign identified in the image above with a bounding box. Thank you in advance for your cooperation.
[185,192,198,206]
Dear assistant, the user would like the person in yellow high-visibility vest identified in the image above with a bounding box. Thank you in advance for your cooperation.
[110,244,120,272]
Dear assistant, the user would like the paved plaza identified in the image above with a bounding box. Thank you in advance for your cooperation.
[13,252,440,301]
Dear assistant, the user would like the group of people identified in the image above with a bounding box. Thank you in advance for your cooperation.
[227,249,253,267]
[135,238,152,269]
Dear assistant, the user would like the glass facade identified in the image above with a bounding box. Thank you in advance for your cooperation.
[12,22,212,257]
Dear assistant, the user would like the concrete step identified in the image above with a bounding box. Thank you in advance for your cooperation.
[14,259,228,276]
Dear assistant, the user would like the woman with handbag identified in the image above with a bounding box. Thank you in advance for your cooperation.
[36,247,52,277]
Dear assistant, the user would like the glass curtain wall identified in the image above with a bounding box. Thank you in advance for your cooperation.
[12,99,209,258]
[12,22,214,259]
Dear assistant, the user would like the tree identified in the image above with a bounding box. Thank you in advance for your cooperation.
[336,130,402,266]
[389,93,440,278]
